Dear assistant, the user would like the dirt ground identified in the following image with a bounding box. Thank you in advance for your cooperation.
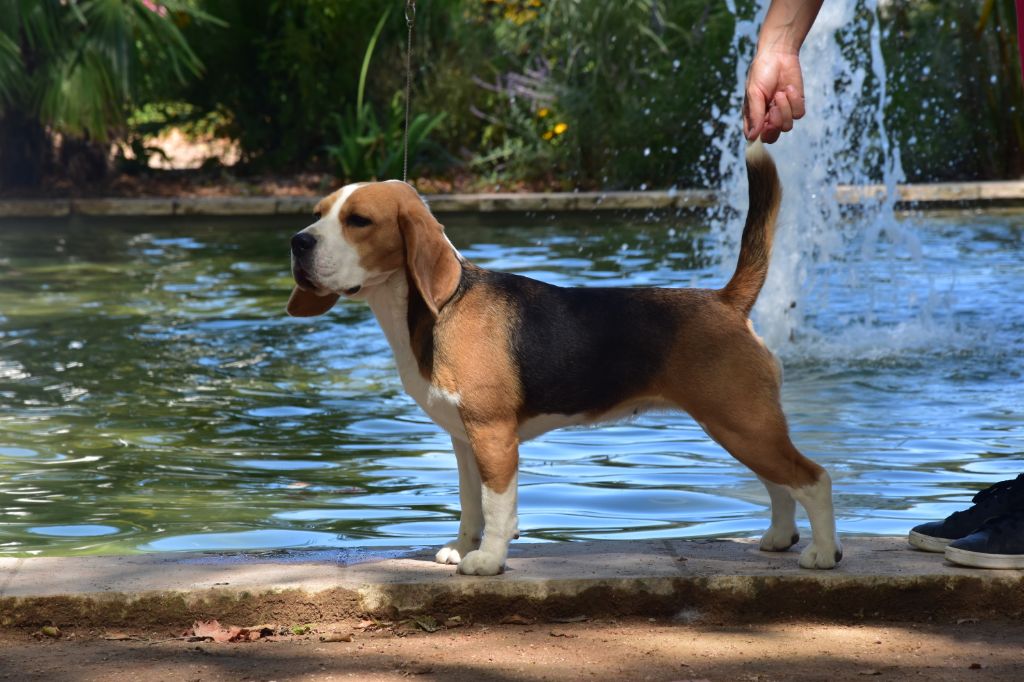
[2,617,1022,681]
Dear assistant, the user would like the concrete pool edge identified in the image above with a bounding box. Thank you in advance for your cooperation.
[2,537,1022,628]
[3,181,1024,217]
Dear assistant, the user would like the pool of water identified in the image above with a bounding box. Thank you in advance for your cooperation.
[0,208,1022,556]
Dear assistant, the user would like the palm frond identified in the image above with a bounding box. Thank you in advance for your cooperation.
[36,48,124,141]
[0,32,25,107]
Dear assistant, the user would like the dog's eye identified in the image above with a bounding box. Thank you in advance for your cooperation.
[347,214,372,228]
[312,211,322,220]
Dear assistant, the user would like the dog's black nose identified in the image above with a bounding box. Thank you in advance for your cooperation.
[291,232,317,255]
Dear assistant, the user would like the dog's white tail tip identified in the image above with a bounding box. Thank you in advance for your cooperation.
[745,138,769,163]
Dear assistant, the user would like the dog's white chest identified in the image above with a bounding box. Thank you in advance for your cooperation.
[398,362,467,439]
[366,278,467,440]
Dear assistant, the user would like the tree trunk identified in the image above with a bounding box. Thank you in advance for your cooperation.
[60,135,110,188]
[0,110,52,189]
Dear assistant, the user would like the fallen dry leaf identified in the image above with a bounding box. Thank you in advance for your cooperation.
[188,619,265,643]
[412,616,440,633]
[500,614,534,625]
[550,615,589,624]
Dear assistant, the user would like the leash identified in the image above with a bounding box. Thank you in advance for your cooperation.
[402,0,417,183]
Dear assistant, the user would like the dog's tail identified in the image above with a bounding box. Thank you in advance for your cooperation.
[719,139,782,317]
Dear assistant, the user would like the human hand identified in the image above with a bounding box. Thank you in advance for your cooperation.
[743,50,807,143]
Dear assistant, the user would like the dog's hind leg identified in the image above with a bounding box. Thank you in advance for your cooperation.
[758,475,799,551]
[700,417,842,569]
[786,467,841,568]
[681,349,842,569]
[435,437,484,565]
[674,330,841,568]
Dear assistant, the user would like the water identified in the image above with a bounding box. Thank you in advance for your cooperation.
[0,210,1021,556]
[717,0,910,351]
[2,0,1022,558]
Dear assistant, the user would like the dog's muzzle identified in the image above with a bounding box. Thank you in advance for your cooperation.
[290,231,318,289]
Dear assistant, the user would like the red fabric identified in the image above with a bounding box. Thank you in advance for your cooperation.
[1018,0,1024,81]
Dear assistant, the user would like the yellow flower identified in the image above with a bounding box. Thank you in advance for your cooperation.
[542,130,555,141]
[537,107,550,118]
[553,122,568,135]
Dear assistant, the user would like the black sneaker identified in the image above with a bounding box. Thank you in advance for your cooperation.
[944,510,1024,569]
[908,474,1024,553]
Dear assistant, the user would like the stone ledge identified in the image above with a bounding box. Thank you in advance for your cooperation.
[173,196,279,215]
[1,537,1021,628]
[3,181,1024,218]
[0,199,71,218]
[72,198,175,216]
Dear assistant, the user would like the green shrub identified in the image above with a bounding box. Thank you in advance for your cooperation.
[0,0,218,186]
[323,10,445,182]
[430,0,735,189]
[881,0,1023,181]
[180,0,418,170]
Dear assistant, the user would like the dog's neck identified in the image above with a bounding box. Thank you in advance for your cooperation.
[364,270,435,381]
[365,270,414,351]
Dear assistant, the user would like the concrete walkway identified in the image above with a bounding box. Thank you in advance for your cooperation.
[2,537,1022,628]
[2,180,1024,218]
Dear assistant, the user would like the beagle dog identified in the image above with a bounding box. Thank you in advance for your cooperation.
[287,142,842,575]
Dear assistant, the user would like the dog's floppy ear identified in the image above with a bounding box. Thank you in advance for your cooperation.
[287,287,340,317]
[398,195,461,317]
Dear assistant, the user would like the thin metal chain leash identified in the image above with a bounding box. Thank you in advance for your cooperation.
[402,0,416,183]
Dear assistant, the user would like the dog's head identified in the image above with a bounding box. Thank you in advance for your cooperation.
[287,180,461,317]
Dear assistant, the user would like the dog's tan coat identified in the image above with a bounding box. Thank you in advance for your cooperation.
[287,144,842,573]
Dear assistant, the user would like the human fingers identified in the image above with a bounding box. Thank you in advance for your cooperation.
[743,88,767,141]
[786,84,806,120]
[761,122,781,144]
[772,90,794,132]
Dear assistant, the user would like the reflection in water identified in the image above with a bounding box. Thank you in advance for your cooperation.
[0,211,1022,556]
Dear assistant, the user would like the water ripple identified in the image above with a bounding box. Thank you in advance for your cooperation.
[0,212,1021,555]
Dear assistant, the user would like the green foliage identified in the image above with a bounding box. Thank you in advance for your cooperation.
[0,0,218,141]
[179,0,417,169]
[881,0,1023,181]
[417,0,736,189]
[4,0,1023,189]
[0,0,219,187]
[323,10,446,182]
[326,94,446,182]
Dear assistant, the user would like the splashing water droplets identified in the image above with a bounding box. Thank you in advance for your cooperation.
[709,0,961,362]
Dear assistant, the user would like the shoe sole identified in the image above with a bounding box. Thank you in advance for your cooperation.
[908,530,954,553]
[945,545,1024,570]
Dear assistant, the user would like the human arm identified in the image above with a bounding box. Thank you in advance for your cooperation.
[743,0,824,143]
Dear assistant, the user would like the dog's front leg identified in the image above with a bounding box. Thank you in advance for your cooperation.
[457,422,519,576]
[435,437,483,565]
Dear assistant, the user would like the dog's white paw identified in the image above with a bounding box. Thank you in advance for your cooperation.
[798,537,843,569]
[759,526,799,552]
[434,538,478,565]
[457,549,504,576]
